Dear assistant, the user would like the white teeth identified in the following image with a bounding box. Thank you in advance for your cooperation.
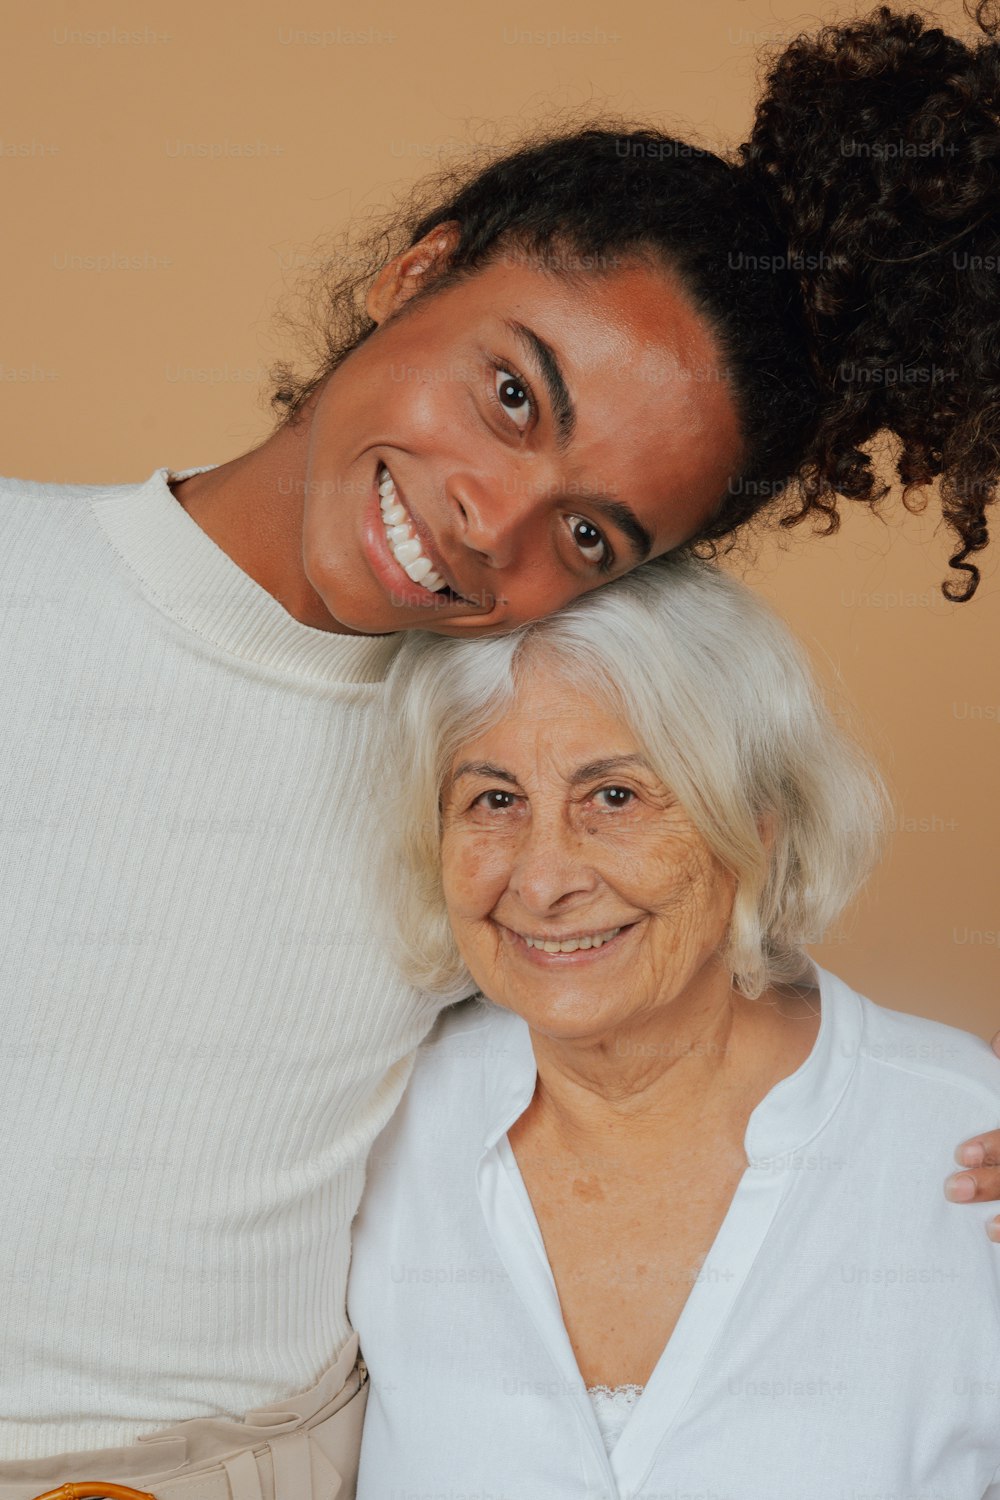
[523,926,622,954]
[377,464,450,594]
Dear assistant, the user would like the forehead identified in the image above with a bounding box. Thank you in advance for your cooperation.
[447,250,744,551]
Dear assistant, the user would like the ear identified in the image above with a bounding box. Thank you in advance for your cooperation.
[365,220,462,325]
[756,810,776,855]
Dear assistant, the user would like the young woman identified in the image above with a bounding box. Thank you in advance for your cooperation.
[0,6,998,1498]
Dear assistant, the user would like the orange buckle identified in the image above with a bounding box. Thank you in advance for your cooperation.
[29,1485,158,1500]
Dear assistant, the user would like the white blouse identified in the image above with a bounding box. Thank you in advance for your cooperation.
[349,962,1000,1499]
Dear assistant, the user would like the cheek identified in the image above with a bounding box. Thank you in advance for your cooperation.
[441,831,513,919]
[394,368,450,439]
[436,572,585,636]
[582,820,679,896]
[513,573,582,619]
[671,848,737,950]
[599,823,732,929]
[381,322,477,438]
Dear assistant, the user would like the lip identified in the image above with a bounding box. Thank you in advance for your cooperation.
[384,464,470,601]
[360,464,455,612]
[498,920,637,964]
[362,461,480,612]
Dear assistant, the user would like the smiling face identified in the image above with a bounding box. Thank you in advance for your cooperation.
[438,660,739,1040]
[300,227,745,636]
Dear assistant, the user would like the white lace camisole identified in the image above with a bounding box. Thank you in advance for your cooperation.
[587,1383,645,1454]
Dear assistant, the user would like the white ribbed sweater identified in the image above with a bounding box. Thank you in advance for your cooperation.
[0,465,444,1459]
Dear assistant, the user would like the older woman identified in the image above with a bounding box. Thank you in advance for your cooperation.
[348,554,1000,1499]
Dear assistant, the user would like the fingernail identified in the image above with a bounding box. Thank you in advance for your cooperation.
[958,1142,986,1167]
[944,1173,976,1202]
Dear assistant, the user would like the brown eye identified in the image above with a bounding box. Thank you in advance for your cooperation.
[474,789,517,811]
[567,515,607,565]
[494,367,533,431]
[594,786,634,809]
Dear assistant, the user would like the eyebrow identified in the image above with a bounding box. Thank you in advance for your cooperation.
[566,755,654,786]
[450,754,654,787]
[501,317,654,565]
[450,761,519,787]
[503,318,576,450]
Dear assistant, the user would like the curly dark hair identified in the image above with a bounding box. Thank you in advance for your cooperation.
[268,3,1000,600]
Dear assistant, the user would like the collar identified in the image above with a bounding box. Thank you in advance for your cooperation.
[478,960,862,1166]
[89,465,404,687]
[743,960,861,1164]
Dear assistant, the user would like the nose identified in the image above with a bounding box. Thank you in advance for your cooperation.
[449,466,540,570]
[507,806,599,916]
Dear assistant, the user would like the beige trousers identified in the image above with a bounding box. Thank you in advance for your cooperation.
[0,1337,368,1500]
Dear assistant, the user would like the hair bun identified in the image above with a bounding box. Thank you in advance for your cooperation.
[734,3,1000,598]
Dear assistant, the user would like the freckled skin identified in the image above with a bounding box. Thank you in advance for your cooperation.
[439,663,821,1387]
[572,1176,605,1204]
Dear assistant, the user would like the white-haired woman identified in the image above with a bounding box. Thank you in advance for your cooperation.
[348,554,1000,1499]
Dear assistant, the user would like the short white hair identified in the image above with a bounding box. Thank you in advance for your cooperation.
[371,553,888,1000]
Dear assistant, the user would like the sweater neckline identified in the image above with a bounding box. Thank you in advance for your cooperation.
[89,464,404,686]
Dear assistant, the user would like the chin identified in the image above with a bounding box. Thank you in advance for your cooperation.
[303,564,388,634]
[510,992,624,1042]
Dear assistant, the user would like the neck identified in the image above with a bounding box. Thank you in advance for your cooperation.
[169,399,359,634]
[521,964,819,1155]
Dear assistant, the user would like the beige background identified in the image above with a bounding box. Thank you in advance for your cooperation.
[3,1,997,1037]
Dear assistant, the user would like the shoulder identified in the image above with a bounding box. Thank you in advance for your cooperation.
[372,995,523,1148]
[828,966,1000,1120]
[413,994,512,1067]
[360,998,508,1196]
[0,470,137,544]
[0,471,129,505]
